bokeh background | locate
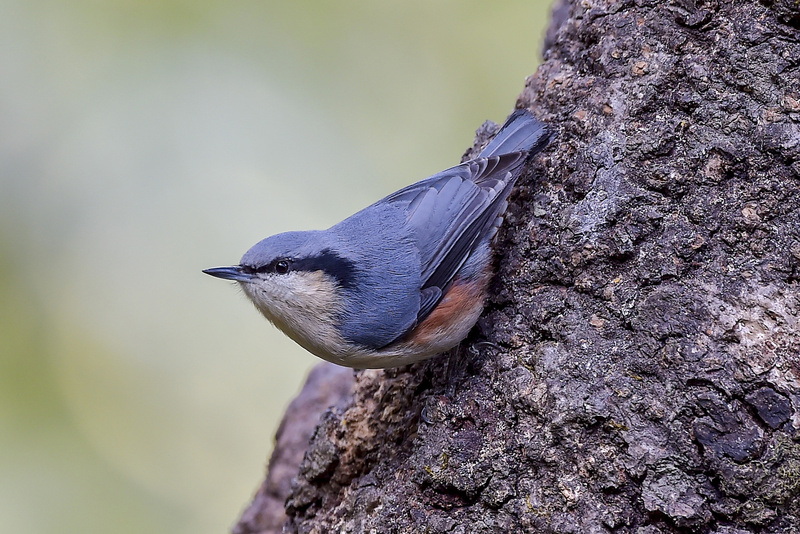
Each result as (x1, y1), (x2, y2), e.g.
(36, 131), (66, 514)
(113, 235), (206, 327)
(0, 1), (552, 532)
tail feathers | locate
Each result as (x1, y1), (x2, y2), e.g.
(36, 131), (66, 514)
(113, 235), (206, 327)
(479, 109), (551, 158)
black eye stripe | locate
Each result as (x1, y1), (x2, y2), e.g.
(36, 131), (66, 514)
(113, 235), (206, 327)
(242, 258), (293, 274)
(241, 250), (355, 287)
(291, 249), (356, 289)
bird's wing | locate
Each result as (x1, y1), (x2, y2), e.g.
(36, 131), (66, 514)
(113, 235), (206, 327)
(384, 152), (526, 322)
(417, 286), (443, 320)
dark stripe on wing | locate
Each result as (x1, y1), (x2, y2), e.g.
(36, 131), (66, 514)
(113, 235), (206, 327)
(418, 286), (443, 321)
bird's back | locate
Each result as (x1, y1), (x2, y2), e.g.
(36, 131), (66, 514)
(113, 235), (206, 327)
(330, 110), (550, 352)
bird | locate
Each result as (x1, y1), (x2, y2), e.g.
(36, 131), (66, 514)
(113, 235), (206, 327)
(204, 109), (550, 369)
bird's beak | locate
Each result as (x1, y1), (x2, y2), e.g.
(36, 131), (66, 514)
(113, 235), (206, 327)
(203, 266), (253, 282)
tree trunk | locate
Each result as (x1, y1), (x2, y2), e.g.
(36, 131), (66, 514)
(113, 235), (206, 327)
(235, 0), (800, 532)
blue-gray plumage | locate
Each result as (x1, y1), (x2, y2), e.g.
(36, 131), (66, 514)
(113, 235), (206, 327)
(204, 109), (551, 368)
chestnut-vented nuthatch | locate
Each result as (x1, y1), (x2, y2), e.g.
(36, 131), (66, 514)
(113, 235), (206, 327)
(204, 109), (550, 368)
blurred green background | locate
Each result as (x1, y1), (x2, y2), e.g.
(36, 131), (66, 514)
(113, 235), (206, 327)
(0, 1), (551, 532)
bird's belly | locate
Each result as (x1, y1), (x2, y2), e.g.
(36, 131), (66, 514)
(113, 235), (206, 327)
(340, 273), (490, 369)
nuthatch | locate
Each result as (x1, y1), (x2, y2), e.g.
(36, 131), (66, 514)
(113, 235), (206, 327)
(204, 109), (550, 368)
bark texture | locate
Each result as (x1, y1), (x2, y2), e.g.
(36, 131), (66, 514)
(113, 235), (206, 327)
(236, 0), (800, 532)
(234, 364), (355, 534)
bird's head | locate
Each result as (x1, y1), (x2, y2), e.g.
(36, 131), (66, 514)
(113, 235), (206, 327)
(203, 231), (357, 355)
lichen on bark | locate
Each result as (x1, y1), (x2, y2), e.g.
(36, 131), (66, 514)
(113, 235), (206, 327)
(236, 0), (800, 532)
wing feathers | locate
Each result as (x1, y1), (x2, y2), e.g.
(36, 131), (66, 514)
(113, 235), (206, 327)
(381, 111), (550, 339)
(405, 155), (518, 296)
(417, 286), (443, 321)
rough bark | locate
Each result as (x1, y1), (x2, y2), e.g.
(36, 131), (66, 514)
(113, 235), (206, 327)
(235, 0), (800, 532)
(233, 364), (355, 533)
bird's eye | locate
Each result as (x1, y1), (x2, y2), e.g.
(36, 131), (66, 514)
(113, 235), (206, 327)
(275, 260), (290, 274)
